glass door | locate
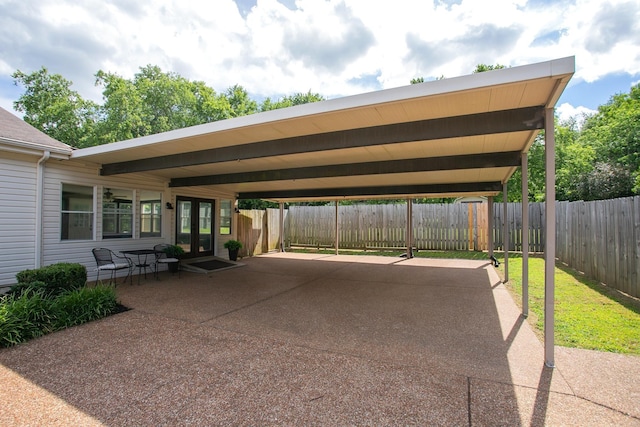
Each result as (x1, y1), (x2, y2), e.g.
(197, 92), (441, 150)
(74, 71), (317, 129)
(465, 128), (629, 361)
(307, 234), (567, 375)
(176, 197), (214, 258)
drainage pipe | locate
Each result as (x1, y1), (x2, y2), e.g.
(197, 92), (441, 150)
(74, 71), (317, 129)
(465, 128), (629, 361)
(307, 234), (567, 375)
(35, 150), (51, 268)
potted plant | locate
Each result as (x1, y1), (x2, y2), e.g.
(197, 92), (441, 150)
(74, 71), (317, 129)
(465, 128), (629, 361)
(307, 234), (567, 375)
(224, 239), (243, 261)
(163, 245), (185, 272)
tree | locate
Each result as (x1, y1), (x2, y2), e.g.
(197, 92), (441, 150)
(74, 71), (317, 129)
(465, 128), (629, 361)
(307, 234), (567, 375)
(93, 70), (148, 145)
(579, 83), (640, 196)
(260, 91), (325, 111)
(224, 84), (258, 117)
(13, 67), (99, 148)
(93, 65), (232, 145)
(237, 199), (279, 210)
(554, 118), (595, 201)
(473, 64), (506, 73)
(574, 162), (634, 201)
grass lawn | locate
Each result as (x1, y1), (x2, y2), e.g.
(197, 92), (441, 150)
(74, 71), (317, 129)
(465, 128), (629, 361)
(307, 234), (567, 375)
(291, 247), (640, 355)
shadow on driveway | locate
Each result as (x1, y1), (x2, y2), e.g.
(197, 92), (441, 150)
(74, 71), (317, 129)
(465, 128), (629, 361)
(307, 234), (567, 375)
(0, 254), (638, 425)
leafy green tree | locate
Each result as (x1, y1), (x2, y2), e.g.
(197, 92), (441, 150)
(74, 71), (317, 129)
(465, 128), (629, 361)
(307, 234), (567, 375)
(574, 162), (634, 201)
(579, 83), (640, 197)
(12, 67), (99, 148)
(93, 65), (232, 145)
(497, 117), (592, 202)
(473, 64), (506, 73)
(224, 84), (258, 117)
(190, 80), (232, 123)
(260, 91), (325, 111)
(93, 70), (148, 145)
(554, 119), (595, 201)
(238, 199), (279, 210)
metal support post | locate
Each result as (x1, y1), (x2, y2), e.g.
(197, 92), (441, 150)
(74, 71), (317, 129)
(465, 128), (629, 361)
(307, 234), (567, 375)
(335, 200), (339, 255)
(406, 198), (413, 258)
(522, 152), (529, 318)
(503, 183), (509, 282)
(279, 202), (285, 252)
(544, 108), (556, 368)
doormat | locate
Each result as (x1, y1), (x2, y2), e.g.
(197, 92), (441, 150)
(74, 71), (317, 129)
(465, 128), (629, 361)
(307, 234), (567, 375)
(187, 259), (237, 272)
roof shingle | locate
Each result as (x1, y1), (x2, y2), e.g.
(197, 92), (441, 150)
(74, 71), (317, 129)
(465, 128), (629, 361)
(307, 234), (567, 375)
(0, 107), (72, 152)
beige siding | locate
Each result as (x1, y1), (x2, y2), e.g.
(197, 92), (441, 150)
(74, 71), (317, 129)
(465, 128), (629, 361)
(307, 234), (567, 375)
(0, 154), (236, 285)
(0, 152), (37, 285)
(42, 160), (236, 281)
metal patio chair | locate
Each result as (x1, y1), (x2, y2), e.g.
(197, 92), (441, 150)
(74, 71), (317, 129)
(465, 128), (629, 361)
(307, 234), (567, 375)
(92, 247), (133, 284)
(153, 244), (180, 279)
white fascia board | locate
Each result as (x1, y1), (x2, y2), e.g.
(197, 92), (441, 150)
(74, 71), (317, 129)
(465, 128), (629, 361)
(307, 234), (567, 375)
(72, 56), (575, 160)
(0, 137), (72, 159)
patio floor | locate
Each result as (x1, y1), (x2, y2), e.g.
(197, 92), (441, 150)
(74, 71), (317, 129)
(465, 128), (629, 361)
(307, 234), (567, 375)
(1, 253), (639, 425)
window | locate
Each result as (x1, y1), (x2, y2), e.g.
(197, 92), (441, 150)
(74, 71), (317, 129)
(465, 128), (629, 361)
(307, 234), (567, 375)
(220, 200), (232, 235)
(140, 191), (162, 237)
(61, 184), (94, 240)
(102, 188), (133, 239)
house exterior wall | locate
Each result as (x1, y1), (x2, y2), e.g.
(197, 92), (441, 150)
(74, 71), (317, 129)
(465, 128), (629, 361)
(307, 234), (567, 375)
(0, 156), (237, 287)
(0, 151), (38, 285)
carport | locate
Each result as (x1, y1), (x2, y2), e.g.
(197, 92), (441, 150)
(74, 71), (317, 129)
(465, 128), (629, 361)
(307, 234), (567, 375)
(72, 56), (575, 366)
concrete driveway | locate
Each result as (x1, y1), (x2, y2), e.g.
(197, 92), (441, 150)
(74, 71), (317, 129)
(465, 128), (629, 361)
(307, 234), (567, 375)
(1, 253), (639, 426)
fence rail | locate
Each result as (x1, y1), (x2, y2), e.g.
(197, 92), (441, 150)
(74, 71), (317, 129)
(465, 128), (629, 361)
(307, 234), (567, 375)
(238, 197), (640, 297)
(276, 197), (640, 297)
(556, 198), (639, 298)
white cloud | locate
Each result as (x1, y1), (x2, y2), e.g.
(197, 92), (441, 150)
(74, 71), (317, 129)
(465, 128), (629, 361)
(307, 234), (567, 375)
(1, 0), (639, 110)
(556, 102), (596, 127)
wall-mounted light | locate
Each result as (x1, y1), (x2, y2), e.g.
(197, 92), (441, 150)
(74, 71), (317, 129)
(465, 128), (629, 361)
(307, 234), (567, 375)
(166, 202), (174, 210)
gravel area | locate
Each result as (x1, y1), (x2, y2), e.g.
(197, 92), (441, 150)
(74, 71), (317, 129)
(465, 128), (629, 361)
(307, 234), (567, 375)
(1, 253), (638, 426)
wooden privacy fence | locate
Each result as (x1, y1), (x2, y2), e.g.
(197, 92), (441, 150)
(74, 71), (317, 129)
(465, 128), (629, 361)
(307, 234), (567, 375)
(237, 208), (283, 256)
(284, 202), (550, 253)
(556, 197), (639, 298)
(264, 198), (639, 298)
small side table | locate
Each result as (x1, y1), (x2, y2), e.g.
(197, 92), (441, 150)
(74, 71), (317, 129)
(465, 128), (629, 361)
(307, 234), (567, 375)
(122, 249), (157, 285)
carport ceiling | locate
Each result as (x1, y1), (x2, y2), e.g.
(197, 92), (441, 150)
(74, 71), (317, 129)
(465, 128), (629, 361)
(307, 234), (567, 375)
(72, 57), (575, 202)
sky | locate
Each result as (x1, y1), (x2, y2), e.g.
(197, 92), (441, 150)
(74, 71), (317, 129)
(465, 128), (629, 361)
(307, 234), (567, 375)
(1, 0), (640, 125)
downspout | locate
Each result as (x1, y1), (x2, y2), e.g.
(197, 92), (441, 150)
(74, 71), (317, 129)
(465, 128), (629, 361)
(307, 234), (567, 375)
(36, 150), (51, 268)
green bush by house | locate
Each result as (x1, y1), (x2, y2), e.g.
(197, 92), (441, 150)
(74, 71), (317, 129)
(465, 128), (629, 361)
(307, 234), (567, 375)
(0, 263), (120, 348)
(12, 263), (87, 298)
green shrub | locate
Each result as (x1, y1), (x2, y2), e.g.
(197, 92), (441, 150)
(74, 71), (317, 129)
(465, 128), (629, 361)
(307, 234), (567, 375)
(0, 283), (119, 348)
(7, 280), (48, 299)
(50, 285), (118, 329)
(15, 263), (87, 298)
(0, 286), (53, 347)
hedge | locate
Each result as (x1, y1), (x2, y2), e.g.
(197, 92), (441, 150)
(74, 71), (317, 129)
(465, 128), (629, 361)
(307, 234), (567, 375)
(11, 263), (87, 298)
(0, 263), (121, 348)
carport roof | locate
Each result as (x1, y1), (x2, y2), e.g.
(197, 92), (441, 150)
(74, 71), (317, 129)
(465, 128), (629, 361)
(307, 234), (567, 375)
(72, 56), (575, 202)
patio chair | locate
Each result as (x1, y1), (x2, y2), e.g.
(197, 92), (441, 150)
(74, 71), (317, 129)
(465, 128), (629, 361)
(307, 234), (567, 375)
(92, 248), (133, 285)
(153, 244), (180, 279)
